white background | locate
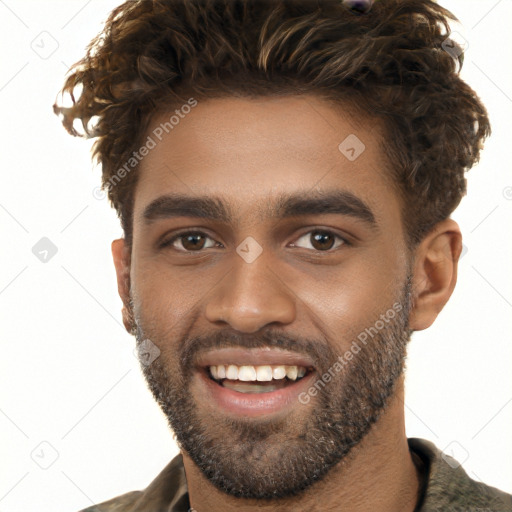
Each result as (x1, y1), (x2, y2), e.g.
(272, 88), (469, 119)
(0, 1), (511, 510)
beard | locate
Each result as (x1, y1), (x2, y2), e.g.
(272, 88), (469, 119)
(132, 275), (413, 500)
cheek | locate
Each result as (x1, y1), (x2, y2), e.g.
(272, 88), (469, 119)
(130, 258), (220, 326)
(291, 252), (405, 348)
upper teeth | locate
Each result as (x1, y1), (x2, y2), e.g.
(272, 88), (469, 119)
(209, 364), (307, 382)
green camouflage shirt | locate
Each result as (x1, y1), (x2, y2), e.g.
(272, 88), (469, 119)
(79, 438), (512, 511)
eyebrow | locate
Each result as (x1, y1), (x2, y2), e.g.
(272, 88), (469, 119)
(142, 190), (377, 228)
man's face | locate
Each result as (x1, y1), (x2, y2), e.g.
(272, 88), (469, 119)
(126, 95), (412, 498)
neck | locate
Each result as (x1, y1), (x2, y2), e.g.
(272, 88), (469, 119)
(182, 377), (421, 512)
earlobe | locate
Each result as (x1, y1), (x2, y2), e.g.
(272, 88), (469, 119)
(409, 219), (462, 331)
(111, 238), (135, 334)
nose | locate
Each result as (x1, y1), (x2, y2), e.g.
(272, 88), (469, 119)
(204, 252), (296, 333)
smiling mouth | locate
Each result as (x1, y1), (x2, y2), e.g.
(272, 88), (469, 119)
(206, 364), (314, 394)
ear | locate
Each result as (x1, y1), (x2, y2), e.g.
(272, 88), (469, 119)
(112, 238), (135, 334)
(409, 219), (462, 331)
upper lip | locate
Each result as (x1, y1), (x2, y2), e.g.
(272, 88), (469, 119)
(195, 347), (315, 369)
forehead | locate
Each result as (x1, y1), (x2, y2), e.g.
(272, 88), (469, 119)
(133, 95), (399, 226)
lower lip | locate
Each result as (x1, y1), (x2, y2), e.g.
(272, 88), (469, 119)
(197, 369), (316, 417)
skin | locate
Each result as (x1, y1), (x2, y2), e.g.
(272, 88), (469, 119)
(112, 95), (462, 512)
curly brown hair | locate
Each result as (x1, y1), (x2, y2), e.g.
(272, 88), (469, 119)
(54, 0), (490, 247)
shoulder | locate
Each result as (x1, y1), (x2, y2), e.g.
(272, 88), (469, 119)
(409, 437), (512, 511)
(75, 453), (189, 512)
(77, 491), (142, 512)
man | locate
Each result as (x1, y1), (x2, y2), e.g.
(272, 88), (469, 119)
(54, 0), (511, 510)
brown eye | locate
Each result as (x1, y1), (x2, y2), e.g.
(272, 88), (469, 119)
(311, 231), (336, 250)
(163, 231), (218, 252)
(291, 229), (346, 252)
(181, 233), (207, 250)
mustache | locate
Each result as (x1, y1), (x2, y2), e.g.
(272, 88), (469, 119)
(177, 328), (336, 374)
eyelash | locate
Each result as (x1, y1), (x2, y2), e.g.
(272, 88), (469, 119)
(160, 228), (351, 253)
